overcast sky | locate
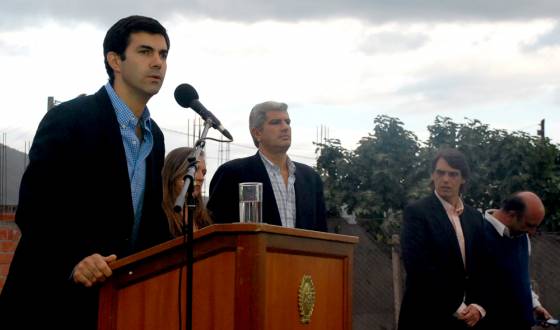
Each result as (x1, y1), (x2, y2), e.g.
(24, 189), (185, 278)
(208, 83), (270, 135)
(2, 1), (560, 194)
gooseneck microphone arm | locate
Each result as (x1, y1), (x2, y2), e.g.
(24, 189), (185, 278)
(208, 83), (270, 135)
(173, 118), (212, 330)
(172, 83), (233, 330)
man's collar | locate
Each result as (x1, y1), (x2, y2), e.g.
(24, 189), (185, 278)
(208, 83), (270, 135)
(434, 190), (464, 215)
(484, 209), (511, 237)
(258, 151), (295, 173)
(104, 82), (150, 126)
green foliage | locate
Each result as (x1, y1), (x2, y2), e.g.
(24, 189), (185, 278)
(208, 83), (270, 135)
(351, 115), (421, 217)
(315, 138), (353, 216)
(316, 115), (421, 220)
(316, 115), (560, 241)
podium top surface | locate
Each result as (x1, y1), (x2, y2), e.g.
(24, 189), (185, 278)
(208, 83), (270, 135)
(110, 223), (358, 270)
(199, 223), (359, 242)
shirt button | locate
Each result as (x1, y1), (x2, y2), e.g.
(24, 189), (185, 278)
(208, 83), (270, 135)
(121, 124), (126, 128)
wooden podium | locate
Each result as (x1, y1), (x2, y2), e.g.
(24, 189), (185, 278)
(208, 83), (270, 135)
(98, 223), (358, 330)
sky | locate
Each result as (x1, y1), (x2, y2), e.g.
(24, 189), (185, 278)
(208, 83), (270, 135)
(2, 1), (560, 195)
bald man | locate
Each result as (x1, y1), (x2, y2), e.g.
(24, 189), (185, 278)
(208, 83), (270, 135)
(482, 191), (554, 330)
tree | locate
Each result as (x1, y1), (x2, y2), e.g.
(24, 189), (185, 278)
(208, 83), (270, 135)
(315, 138), (352, 217)
(427, 116), (560, 232)
(317, 114), (560, 242)
(349, 115), (420, 217)
(316, 115), (421, 242)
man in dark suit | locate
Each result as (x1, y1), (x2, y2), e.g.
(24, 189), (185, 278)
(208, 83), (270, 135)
(482, 191), (554, 330)
(207, 101), (327, 232)
(399, 148), (486, 330)
(0, 16), (171, 330)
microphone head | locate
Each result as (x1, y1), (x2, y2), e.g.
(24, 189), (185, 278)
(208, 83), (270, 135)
(174, 83), (199, 108)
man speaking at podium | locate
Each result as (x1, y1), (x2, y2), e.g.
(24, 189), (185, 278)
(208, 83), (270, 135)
(207, 101), (327, 232)
(0, 15), (171, 330)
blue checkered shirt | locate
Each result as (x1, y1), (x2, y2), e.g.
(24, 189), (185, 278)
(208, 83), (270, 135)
(105, 83), (154, 246)
(259, 151), (296, 228)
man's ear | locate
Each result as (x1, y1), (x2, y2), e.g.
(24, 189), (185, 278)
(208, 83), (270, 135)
(506, 210), (520, 222)
(251, 127), (262, 144)
(106, 52), (121, 74)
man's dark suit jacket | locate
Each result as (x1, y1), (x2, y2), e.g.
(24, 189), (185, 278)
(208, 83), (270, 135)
(206, 152), (327, 232)
(480, 220), (535, 330)
(398, 193), (486, 330)
(0, 87), (170, 330)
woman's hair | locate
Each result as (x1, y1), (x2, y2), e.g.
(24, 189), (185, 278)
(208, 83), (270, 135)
(162, 147), (212, 237)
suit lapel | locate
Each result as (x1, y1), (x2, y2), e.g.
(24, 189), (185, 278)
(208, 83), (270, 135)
(459, 210), (476, 270)
(250, 153), (282, 226)
(429, 194), (465, 270)
(293, 164), (306, 228)
(94, 88), (135, 226)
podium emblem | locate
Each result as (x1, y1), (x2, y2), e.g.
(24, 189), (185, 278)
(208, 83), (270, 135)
(298, 275), (316, 324)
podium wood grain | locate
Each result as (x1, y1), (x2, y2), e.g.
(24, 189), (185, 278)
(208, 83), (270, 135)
(98, 223), (358, 330)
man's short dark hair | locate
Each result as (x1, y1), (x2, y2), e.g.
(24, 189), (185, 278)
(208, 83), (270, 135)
(430, 148), (470, 193)
(501, 194), (526, 217)
(103, 15), (170, 84)
(431, 148), (471, 181)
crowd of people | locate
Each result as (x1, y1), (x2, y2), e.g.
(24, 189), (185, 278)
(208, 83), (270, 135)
(0, 14), (555, 330)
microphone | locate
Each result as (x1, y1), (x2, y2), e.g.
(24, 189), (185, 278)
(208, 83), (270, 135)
(174, 84), (233, 140)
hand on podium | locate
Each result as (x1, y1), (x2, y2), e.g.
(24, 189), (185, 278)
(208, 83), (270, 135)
(72, 253), (117, 287)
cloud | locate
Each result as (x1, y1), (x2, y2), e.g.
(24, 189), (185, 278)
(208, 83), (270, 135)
(0, 39), (30, 56)
(358, 31), (428, 54)
(2, 0), (560, 30)
(394, 71), (556, 113)
(523, 22), (560, 51)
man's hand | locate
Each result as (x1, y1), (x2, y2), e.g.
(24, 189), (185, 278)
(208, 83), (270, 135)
(72, 253), (117, 287)
(535, 306), (553, 327)
(458, 304), (482, 327)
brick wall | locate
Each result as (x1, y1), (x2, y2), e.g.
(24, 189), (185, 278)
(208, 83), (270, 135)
(0, 213), (20, 293)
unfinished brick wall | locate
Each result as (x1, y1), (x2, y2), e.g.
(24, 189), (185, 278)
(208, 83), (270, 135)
(0, 213), (20, 292)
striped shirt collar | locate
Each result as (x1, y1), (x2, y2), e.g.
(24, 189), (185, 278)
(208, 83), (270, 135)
(259, 151), (296, 175)
(259, 151), (296, 228)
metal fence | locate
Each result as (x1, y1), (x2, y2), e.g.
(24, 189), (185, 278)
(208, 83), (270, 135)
(330, 219), (396, 330)
(531, 232), (560, 329)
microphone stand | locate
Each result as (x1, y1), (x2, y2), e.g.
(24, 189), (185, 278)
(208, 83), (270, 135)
(173, 119), (212, 330)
